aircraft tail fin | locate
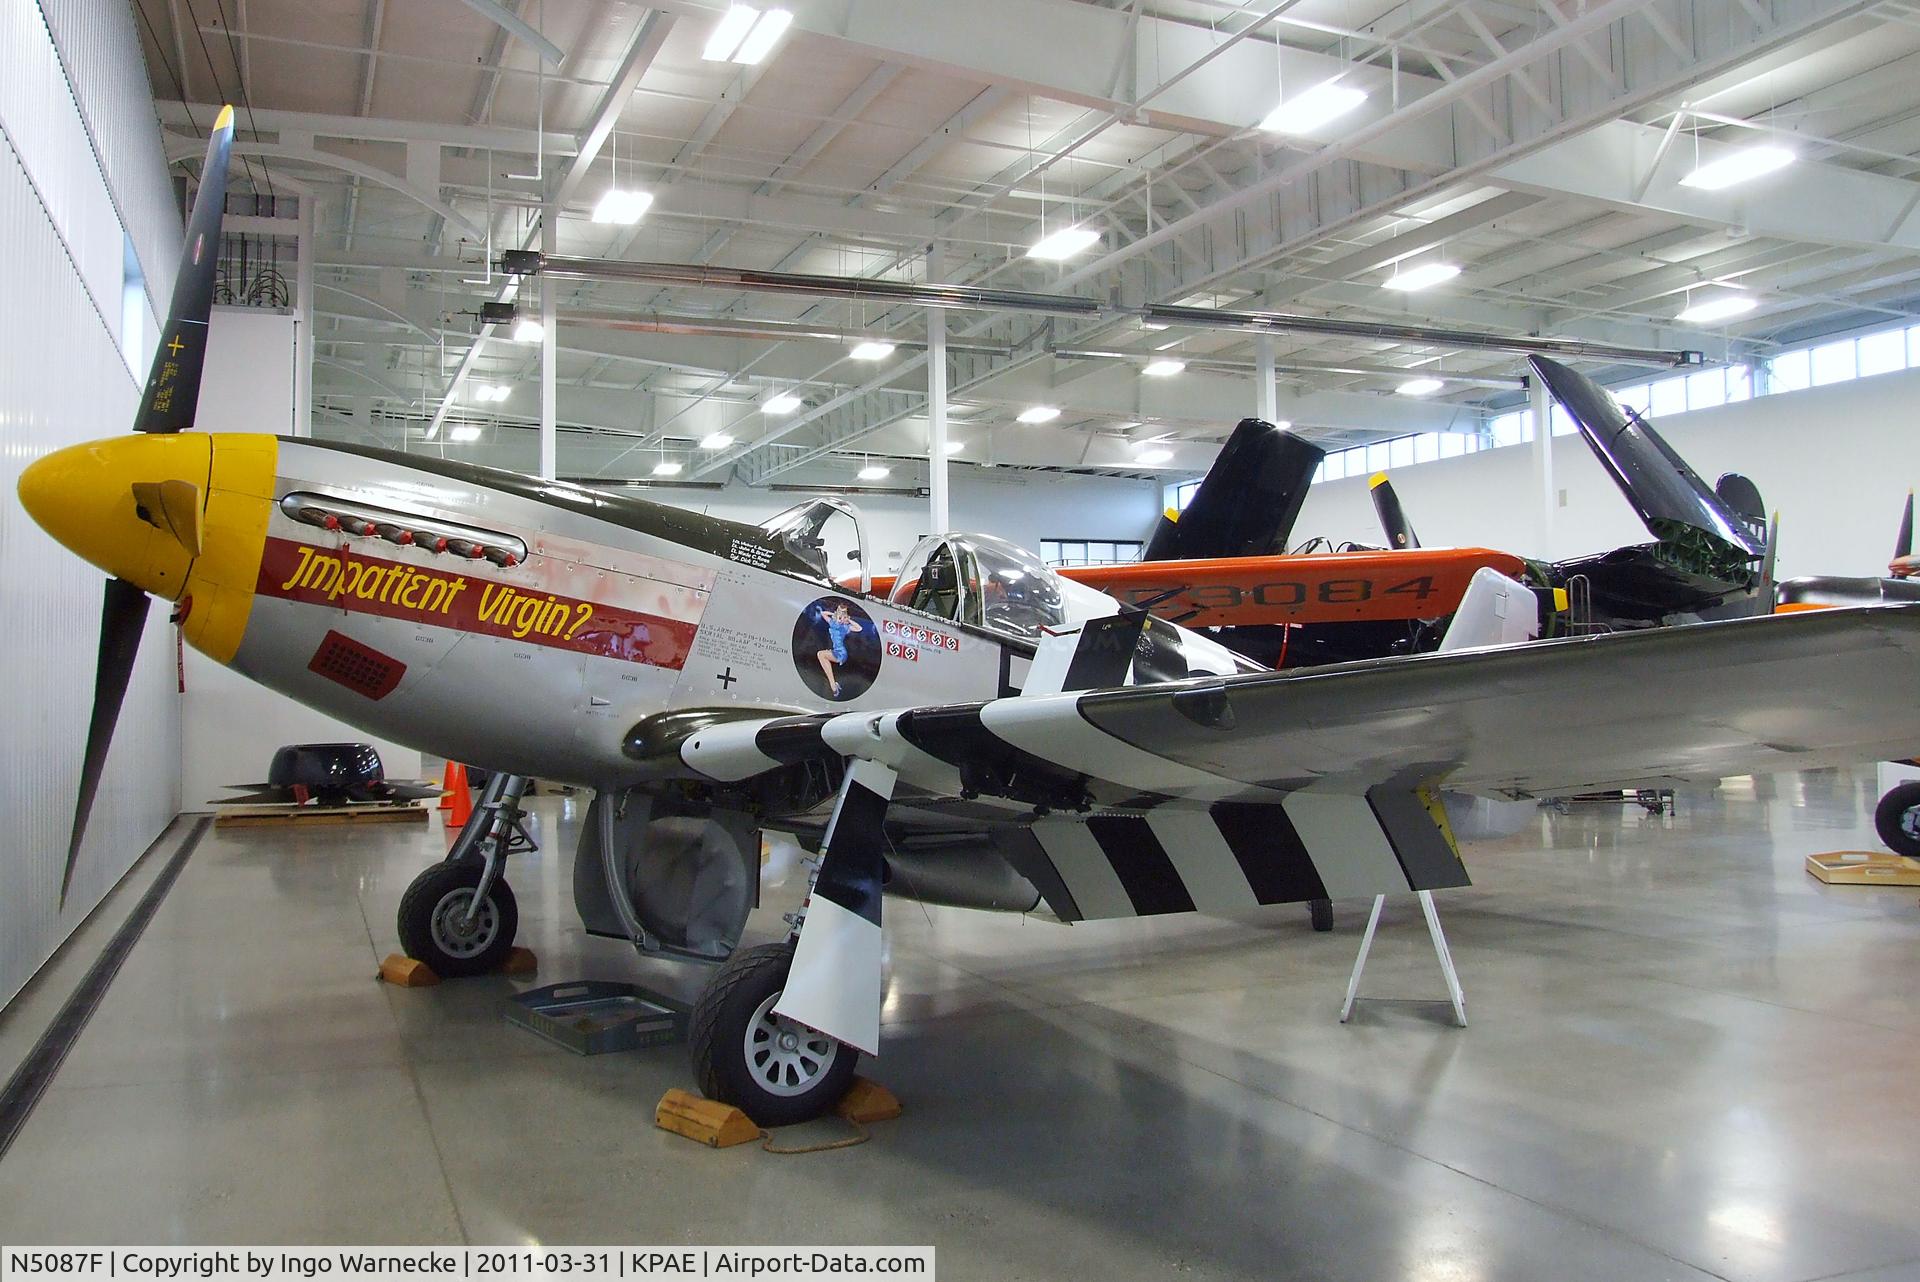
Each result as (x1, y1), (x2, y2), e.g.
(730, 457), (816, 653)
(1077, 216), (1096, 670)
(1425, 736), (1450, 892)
(1143, 419), (1323, 561)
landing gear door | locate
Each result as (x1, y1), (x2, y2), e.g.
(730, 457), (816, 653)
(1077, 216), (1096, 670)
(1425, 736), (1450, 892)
(758, 498), (871, 595)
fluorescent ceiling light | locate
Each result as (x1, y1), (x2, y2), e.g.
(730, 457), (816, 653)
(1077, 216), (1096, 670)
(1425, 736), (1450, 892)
(1260, 81), (1367, 134)
(1027, 225), (1101, 261)
(703, 5), (792, 64)
(942, 440), (965, 455)
(473, 384), (510, 402)
(733, 7), (793, 63)
(761, 392), (802, 414)
(1143, 359), (1186, 377)
(1676, 294), (1758, 324)
(449, 425), (482, 442)
(1382, 262), (1461, 292)
(1680, 145), (1794, 191)
(652, 460), (684, 477)
(510, 317), (544, 343)
(699, 432), (734, 450)
(1396, 377), (1444, 397)
(849, 340), (895, 361)
(592, 189), (653, 225)
(1134, 447), (1173, 465)
(857, 463), (891, 480)
(702, 6), (757, 59)
(1017, 405), (1060, 424)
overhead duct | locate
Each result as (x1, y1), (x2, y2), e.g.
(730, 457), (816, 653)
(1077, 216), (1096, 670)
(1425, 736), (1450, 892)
(506, 252), (1701, 369)
(561, 308), (1012, 356)
(1049, 347), (1528, 390)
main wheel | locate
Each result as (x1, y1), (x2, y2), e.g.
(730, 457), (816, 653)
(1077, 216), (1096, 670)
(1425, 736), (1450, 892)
(1309, 898), (1334, 932)
(397, 861), (518, 977)
(1875, 781), (1920, 858)
(689, 942), (857, 1127)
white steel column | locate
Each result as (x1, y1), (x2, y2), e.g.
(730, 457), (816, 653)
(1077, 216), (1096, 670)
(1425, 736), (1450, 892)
(539, 205), (558, 481)
(1529, 372), (1554, 556)
(926, 242), (949, 533)
(1255, 334), (1278, 423)
(294, 198), (315, 437)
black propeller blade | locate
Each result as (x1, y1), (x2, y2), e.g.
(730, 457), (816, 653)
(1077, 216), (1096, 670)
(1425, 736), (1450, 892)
(1897, 491), (1914, 562)
(135, 104), (234, 435)
(1369, 473), (1420, 550)
(61, 107), (232, 902)
(63, 579), (152, 907)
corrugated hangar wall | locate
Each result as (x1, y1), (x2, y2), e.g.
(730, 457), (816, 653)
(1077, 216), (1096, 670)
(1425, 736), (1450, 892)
(0, 0), (185, 1006)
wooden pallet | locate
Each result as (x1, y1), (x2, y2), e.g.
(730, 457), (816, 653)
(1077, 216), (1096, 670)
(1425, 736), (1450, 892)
(216, 801), (431, 828)
(1805, 850), (1920, 886)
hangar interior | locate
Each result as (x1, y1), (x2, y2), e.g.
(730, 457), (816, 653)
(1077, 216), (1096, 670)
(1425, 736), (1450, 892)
(3, 0), (1920, 1275)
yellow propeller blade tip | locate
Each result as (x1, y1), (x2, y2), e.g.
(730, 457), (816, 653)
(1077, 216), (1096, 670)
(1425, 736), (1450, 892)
(214, 104), (235, 131)
(1368, 471), (1389, 489)
(1163, 507), (1179, 522)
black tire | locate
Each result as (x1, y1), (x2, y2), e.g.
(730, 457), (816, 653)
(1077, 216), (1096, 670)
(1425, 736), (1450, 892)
(397, 861), (518, 978)
(689, 941), (858, 1127)
(1309, 898), (1334, 932)
(1875, 781), (1920, 858)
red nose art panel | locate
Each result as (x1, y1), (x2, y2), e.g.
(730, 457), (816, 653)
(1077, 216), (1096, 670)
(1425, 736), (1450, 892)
(255, 536), (700, 669)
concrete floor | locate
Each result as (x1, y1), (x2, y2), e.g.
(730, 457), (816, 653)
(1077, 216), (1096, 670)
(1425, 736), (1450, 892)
(2, 770), (1918, 1280)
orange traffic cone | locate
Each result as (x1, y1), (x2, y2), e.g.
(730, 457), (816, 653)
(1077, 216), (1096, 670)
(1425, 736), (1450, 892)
(439, 762), (473, 828)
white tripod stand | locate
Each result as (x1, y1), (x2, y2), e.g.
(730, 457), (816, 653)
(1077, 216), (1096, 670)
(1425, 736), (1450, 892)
(1339, 891), (1467, 1027)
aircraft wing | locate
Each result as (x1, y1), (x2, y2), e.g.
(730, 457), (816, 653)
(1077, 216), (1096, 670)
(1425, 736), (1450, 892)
(708, 606), (1920, 1048)
(1062, 547), (1529, 628)
(670, 605), (1920, 807)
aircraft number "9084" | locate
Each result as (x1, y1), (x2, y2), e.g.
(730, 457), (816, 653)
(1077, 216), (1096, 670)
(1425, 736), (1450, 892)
(1127, 574), (1438, 610)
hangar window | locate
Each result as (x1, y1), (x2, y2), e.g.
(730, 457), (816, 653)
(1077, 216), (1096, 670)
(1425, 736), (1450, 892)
(1769, 349), (1811, 392)
(1858, 329), (1905, 378)
(1650, 376), (1688, 417)
(1041, 539), (1142, 567)
(1687, 369), (1725, 410)
(1811, 339), (1857, 386)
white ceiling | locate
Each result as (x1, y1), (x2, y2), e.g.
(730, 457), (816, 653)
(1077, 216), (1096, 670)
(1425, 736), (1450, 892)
(135, 0), (1920, 487)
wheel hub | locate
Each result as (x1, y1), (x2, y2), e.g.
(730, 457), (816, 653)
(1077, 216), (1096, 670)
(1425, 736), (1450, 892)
(429, 888), (498, 959)
(745, 990), (840, 1097)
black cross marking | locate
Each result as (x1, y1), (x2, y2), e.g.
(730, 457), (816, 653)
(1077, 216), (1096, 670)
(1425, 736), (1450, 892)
(716, 667), (737, 689)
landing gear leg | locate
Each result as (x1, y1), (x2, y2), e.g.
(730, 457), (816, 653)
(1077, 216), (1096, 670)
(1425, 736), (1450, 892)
(688, 758), (895, 1124)
(397, 773), (533, 976)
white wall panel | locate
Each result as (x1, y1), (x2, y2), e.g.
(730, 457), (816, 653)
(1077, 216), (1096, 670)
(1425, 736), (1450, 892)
(0, 133), (184, 1006)
(0, 10), (183, 1010)
(35, 0), (182, 311)
(0, 0), (124, 334)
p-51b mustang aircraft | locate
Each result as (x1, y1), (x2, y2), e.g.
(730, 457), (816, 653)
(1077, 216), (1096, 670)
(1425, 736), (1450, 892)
(21, 111), (1920, 1124)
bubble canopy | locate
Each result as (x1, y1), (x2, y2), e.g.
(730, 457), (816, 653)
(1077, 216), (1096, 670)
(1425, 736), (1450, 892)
(887, 533), (1067, 640)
